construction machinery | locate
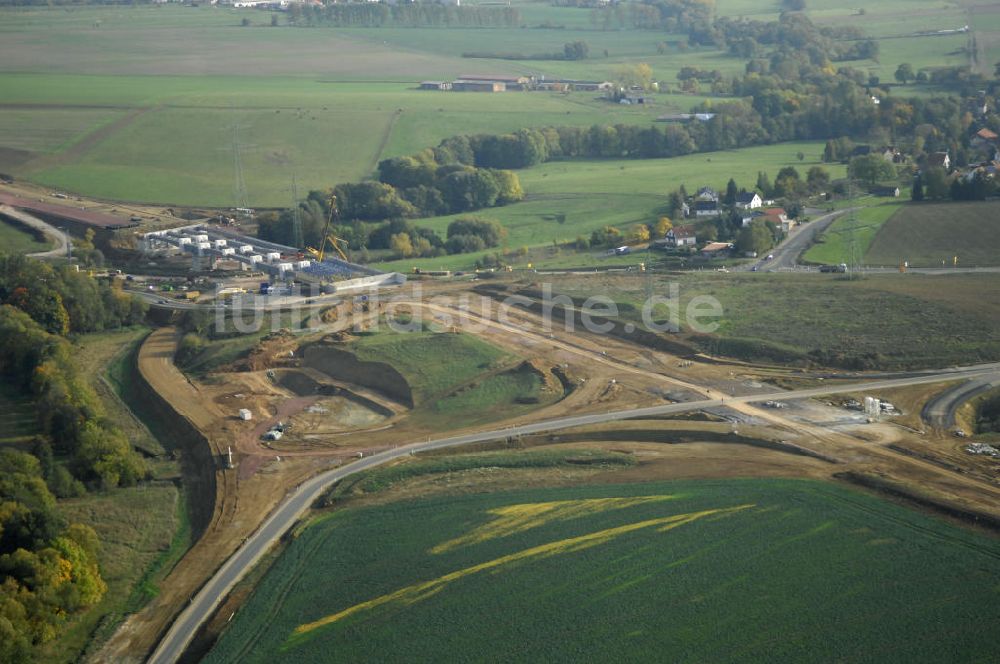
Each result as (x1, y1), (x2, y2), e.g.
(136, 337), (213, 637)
(304, 194), (350, 263)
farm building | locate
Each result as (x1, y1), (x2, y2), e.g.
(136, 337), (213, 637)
(457, 74), (530, 89)
(452, 80), (505, 92)
(419, 81), (452, 91)
(701, 242), (733, 258)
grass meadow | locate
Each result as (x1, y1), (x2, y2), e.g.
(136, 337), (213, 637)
(204, 477), (1000, 664)
(802, 199), (904, 266)
(376, 141), (843, 272)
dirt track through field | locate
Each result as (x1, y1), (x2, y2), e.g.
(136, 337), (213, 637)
(23, 106), (154, 173)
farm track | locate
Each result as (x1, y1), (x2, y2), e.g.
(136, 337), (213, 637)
(23, 105), (155, 173)
(368, 108), (403, 175)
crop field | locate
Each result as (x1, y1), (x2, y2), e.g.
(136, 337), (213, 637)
(205, 477), (1000, 664)
(552, 271), (1000, 369)
(865, 201), (1000, 268)
(376, 141), (843, 272)
(802, 199), (904, 266)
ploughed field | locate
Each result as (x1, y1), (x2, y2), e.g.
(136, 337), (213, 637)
(204, 477), (1000, 663)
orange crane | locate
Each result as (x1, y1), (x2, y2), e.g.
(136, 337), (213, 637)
(305, 194), (350, 262)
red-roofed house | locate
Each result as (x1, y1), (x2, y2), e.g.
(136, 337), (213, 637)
(760, 207), (795, 233)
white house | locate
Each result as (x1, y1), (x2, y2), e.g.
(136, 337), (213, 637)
(666, 226), (698, 248)
(734, 192), (762, 210)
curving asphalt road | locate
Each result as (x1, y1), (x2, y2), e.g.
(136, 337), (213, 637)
(922, 377), (1000, 430)
(147, 361), (1000, 664)
(0, 204), (69, 258)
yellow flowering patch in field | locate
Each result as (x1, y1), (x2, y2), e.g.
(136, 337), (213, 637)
(430, 495), (680, 554)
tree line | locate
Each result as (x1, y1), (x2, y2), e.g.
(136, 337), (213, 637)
(258, 151), (523, 259)
(0, 255), (152, 661)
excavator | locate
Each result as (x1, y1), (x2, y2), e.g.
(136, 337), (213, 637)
(304, 194), (350, 262)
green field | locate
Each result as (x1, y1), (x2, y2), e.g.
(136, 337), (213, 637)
(1, 0), (983, 206)
(375, 141), (843, 272)
(865, 201), (1000, 268)
(205, 477), (1000, 663)
(802, 199), (903, 266)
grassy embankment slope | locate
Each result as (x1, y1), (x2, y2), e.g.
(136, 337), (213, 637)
(204, 476), (1000, 663)
(0, 217), (53, 254)
(350, 329), (557, 427)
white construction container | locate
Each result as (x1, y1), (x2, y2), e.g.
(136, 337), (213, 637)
(213, 239), (227, 248)
(196, 242), (211, 253)
(238, 409), (252, 421)
(278, 262), (294, 274)
(221, 247), (236, 256)
(193, 234), (209, 242)
(266, 252), (281, 262)
(177, 237), (192, 246)
(239, 245), (254, 254)
(248, 254), (263, 264)
(296, 260), (312, 269)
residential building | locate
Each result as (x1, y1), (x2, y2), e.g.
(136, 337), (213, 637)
(734, 191), (762, 210)
(926, 152), (951, 170)
(665, 226), (697, 248)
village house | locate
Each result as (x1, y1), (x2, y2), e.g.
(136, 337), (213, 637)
(760, 207), (795, 233)
(693, 186), (720, 217)
(734, 191), (762, 210)
(926, 151), (951, 170)
(972, 128), (999, 151)
(665, 226), (698, 248)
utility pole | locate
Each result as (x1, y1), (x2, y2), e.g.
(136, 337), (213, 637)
(290, 173), (303, 249)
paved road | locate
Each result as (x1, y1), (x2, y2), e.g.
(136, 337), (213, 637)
(147, 361), (1000, 663)
(0, 204), (68, 258)
(733, 208), (849, 272)
(922, 376), (1000, 430)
